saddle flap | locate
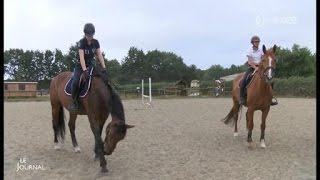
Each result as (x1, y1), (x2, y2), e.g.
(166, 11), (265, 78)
(239, 71), (256, 88)
(246, 71), (256, 88)
(64, 67), (94, 98)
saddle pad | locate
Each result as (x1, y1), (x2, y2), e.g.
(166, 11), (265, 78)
(238, 71), (257, 88)
(64, 68), (94, 98)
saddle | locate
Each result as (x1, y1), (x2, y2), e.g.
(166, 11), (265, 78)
(64, 67), (94, 98)
(239, 70), (257, 98)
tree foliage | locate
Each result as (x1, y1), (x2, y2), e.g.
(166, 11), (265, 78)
(275, 44), (316, 78)
(4, 43), (315, 89)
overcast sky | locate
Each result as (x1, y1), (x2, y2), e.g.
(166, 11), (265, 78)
(4, 0), (316, 70)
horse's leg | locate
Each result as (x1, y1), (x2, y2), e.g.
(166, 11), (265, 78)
(90, 123), (108, 173)
(260, 107), (270, 148)
(233, 103), (240, 137)
(52, 106), (61, 150)
(68, 113), (81, 153)
(93, 121), (105, 161)
(246, 108), (254, 147)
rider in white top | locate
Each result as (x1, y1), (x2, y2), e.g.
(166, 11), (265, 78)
(239, 36), (278, 106)
(246, 46), (264, 63)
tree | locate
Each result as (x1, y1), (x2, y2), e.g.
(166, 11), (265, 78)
(275, 44), (315, 78)
(64, 43), (79, 72)
(15, 50), (34, 81)
(3, 43), (315, 88)
(106, 59), (122, 83)
(203, 64), (226, 80)
(121, 47), (146, 83)
(37, 50), (58, 80)
(33, 50), (45, 81)
(151, 51), (188, 82)
(54, 49), (68, 73)
(4, 49), (24, 80)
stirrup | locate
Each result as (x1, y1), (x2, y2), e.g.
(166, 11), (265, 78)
(68, 101), (78, 111)
(239, 97), (245, 105)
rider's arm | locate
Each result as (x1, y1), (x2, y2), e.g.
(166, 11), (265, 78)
(247, 55), (259, 70)
(79, 49), (87, 71)
(95, 48), (106, 69)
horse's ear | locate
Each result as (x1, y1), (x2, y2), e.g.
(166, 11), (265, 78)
(273, 44), (277, 53)
(262, 44), (267, 54)
(126, 124), (135, 129)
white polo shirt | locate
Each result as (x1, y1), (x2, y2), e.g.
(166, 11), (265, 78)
(246, 47), (264, 62)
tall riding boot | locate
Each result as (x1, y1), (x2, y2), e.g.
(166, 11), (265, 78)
(239, 81), (245, 105)
(69, 87), (79, 111)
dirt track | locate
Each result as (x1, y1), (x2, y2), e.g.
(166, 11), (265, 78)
(4, 98), (316, 180)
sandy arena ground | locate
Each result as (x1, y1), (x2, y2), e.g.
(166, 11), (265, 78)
(4, 98), (316, 180)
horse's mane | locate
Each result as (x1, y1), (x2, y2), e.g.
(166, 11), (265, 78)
(94, 65), (125, 122)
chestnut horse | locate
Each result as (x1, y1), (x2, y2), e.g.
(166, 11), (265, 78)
(49, 65), (134, 173)
(222, 44), (277, 148)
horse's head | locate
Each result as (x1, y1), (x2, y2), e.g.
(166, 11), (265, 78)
(104, 120), (134, 155)
(259, 44), (277, 83)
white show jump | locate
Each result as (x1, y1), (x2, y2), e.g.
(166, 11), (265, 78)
(142, 78), (152, 106)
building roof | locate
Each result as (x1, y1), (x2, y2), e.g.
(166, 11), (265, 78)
(175, 79), (187, 85)
(220, 73), (243, 82)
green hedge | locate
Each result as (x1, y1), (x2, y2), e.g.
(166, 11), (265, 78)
(218, 76), (316, 97)
(272, 76), (316, 97)
(40, 76), (315, 98)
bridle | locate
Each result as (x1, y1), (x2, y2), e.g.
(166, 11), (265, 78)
(258, 55), (276, 81)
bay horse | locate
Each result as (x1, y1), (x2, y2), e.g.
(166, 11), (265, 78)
(222, 44), (277, 148)
(49, 65), (134, 173)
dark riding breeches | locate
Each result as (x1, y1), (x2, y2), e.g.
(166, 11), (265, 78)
(240, 67), (255, 98)
(71, 63), (93, 100)
(71, 64), (82, 99)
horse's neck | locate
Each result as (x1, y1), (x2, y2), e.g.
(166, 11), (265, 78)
(90, 77), (109, 103)
(111, 116), (124, 123)
(255, 69), (270, 91)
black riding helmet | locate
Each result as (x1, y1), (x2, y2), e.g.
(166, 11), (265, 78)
(84, 23), (95, 36)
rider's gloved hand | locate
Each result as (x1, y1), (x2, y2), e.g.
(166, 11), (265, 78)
(83, 69), (90, 81)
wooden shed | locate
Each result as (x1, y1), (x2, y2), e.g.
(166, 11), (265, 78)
(163, 79), (188, 96)
(174, 79), (188, 96)
(4, 82), (38, 97)
(175, 79), (188, 89)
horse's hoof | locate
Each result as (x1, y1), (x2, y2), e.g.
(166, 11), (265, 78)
(260, 140), (266, 148)
(233, 132), (238, 137)
(101, 167), (108, 173)
(246, 142), (254, 149)
(74, 146), (81, 153)
(54, 143), (61, 150)
(57, 138), (64, 144)
(94, 168), (108, 179)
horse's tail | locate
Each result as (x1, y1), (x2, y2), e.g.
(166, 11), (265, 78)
(107, 83), (125, 121)
(57, 106), (66, 140)
(221, 104), (240, 126)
